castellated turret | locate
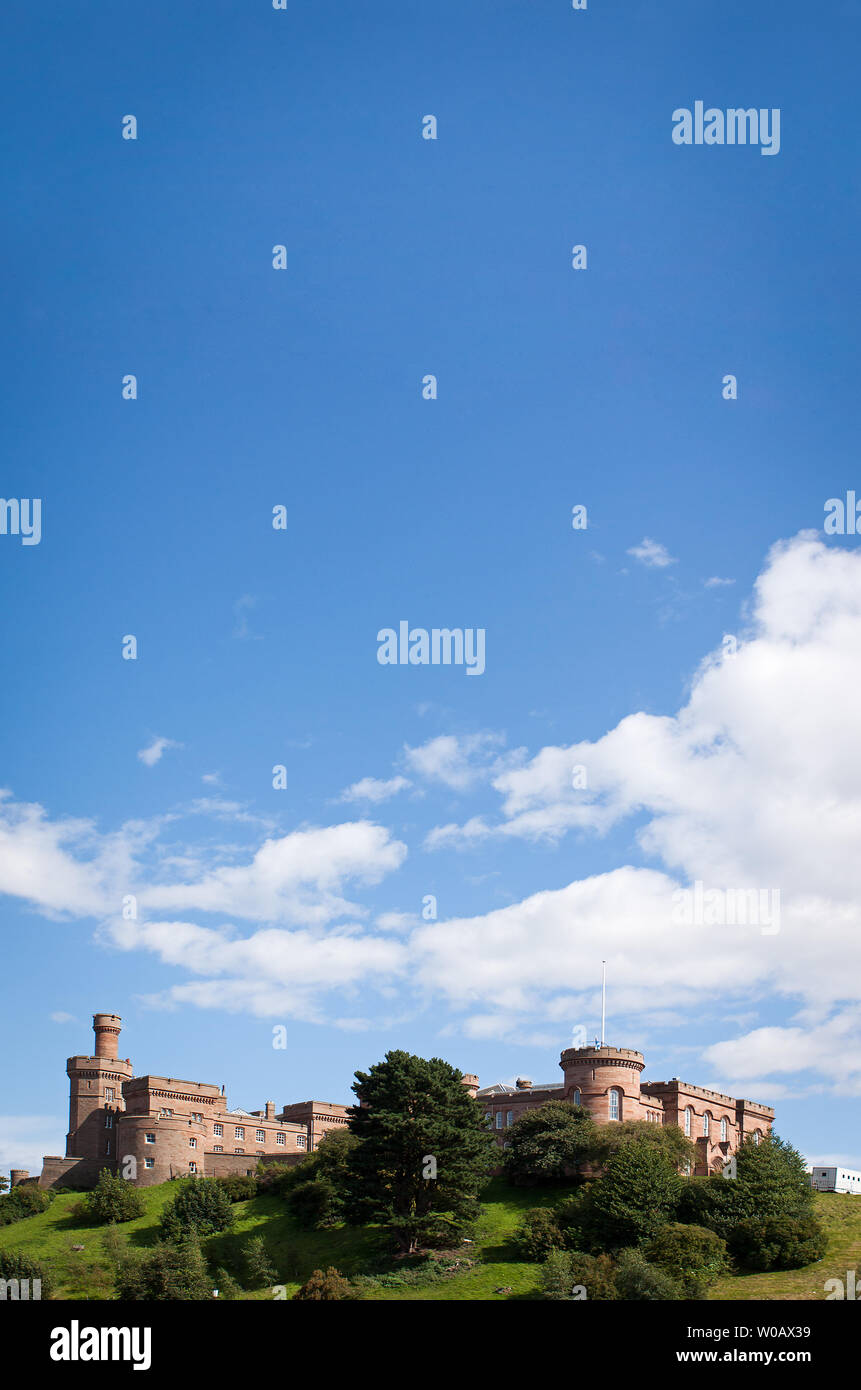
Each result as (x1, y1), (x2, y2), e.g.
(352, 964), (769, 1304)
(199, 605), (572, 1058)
(63, 1014), (133, 1177)
(559, 1044), (646, 1123)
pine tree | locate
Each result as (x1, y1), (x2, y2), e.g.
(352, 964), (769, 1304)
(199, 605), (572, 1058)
(245, 1236), (278, 1289)
(344, 1050), (496, 1252)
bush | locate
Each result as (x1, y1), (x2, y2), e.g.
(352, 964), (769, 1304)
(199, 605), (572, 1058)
(293, 1267), (353, 1300)
(613, 1248), (684, 1301)
(214, 1267), (244, 1300)
(115, 1237), (213, 1301)
(541, 1249), (617, 1300)
(285, 1177), (340, 1230)
(728, 1214), (828, 1272)
(503, 1101), (597, 1187)
(161, 1178), (234, 1242)
(0, 1250), (54, 1299)
(646, 1222), (727, 1297)
(80, 1170), (145, 1225)
(579, 1141), (682, 1250)
(216, 1174), (258, 1203)
(0, 1185), (51, 1226)
(514, 1207), (565, 1261)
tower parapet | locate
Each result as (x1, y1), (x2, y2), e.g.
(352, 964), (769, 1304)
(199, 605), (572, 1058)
(559, 1045), (645, 1123)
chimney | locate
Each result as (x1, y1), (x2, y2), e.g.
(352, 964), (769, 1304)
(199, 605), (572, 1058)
(265, 1101), (276, 1119)
(93, 1013), (122, 1060)
(515, 1077), (532, 1090)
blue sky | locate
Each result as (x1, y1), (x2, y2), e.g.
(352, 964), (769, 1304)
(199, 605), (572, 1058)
(3, 0), (861, 1176)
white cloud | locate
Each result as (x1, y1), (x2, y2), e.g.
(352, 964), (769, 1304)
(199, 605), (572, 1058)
(50, 1012), (76, 1024)
(627, 537), (677, 568)
(403, 733), (508, 792)
(339, 776), (411, 804)
(137, 736), (181, 767)
(705, 576), (735, 588)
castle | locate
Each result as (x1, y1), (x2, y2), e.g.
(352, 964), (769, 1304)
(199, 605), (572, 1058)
(476, 1044), (774, 1176)
(9, 1015), (774, 1190)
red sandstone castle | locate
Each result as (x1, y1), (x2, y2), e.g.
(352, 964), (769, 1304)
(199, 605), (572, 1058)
(475, 1044), (774, 1176)
(16, 1014), (352, 1191)
(9, 1016), (773, 1190)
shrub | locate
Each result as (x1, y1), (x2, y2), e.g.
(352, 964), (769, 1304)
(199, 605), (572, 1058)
(293, 1267), (353, 1300)
(115, 1237), (213, 1301)
(579, 1141), (682, 1250)
(503, 1101), (597, 1186)
(80, 1170), (145, 1225)
(0, 1185), (51, 1227)
(285, 1177), (340, 1229)
(0, 1250), (54, 1299)
(214, 1267), (244, 1300)
(161, 1177), (234, 1242)
(514, 1207), (565, 1261)
(216, 1173), (258, 1203)
(613, 1248), (684, 1301)
(728, 1214), (828, 1272)
(646, 1222), (727, 1297)
(541, 1249), (617, 1300)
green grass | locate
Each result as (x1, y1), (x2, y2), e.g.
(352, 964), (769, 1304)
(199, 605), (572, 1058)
(1, 1181), (858, 1301)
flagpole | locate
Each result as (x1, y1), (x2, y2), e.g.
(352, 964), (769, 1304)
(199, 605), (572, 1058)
(601, 960), (606, 1046)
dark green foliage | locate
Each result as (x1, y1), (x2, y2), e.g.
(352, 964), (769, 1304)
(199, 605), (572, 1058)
(0, 1249), (54, 1298)
(214, 1266), (243, 1300)
(215, 1173), (258, 1203)
(502, 1101), (597, 1187)
(514, 1207), (565, 1260)
(244, 1235), (278, 1289)
(80, 1169), (145, 1225)
(286, 1177), (340, 1229)
(579, 1140), (682, 1250)
(256, 1159), (305, 1196)
(292, 1266), (353, 1300)
(593, 1120), (696, 1172)
(728, 1214), (828, 1272)
(344, 1050), (495, 1252)
(161, 1177), (234, 1242)
(541, 1249), (617, 1300)
(115, 1237), (213, 1301)
(0, 1184), (51, 1227)
(613, 1248), (684, 1301)
(645, 1222), (727, 1297)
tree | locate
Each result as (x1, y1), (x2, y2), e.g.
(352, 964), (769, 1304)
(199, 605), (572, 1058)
(676, 1133), (821, 1244)
(592, 1120), (696, 1173)
(161, 1177), (234, 1242)
(214, 1267), (243, 1300)
(215, 1173), (257, 1203)
(728, 1214), (827, 1272)
(645, 1222), (727, 1297)
(613, 1248), (684, 1301)
(81, 1169), (144, 1225)
(286, 1177), (340, 1229)
(579, 1139), (682, 1250)
(115, 1237), (213, 1301)
(502, 1101), (597, 1187)
(540, 1249), (617, 1301)
(293, 1267), (353, 1300)
(344, 1050), (495, 1252)
(0, 1250), (54, 1299)
(245, 1236), (278, 1289)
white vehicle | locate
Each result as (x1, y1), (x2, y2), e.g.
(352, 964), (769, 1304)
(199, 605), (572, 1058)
(810, 1166), (861, 1194)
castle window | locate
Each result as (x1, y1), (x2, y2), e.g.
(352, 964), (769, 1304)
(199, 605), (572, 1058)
(495, 1112), (503, 1129)
(145, 1133), (156, 1144)
(213, 1146), (223, 1152)
(684, 1108), (692, 1137)
(144, 1157), (155, 1169)
(233, 1148), (244, 1154)
(276, 1133), (285, 1146)
(297, 1136), (307, 1149)
(192, 1113), (203, 1122)
(753, 1130), (761, 1146)
(234, 1127), (245, 1140)
(105, 1140), (111, 1155)
(105, 1088), (115, 1102)
(105, 1113), (113, 1128)
(702, 1113), (710, 1138)
(256, 1129), (265, 1143)
(189, 1138), (197, 1149)
(506, 1112), (513, 1127)
(189, 1162), (197, 1174)
(214, 1123), (223, 1137)
(573, 1088), (581, 1106)
(608, 1088), (621, 1121)
(720, 1118), (727, 1142)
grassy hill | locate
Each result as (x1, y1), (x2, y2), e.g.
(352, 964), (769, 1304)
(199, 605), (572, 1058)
(1, 1180), (858, 1301)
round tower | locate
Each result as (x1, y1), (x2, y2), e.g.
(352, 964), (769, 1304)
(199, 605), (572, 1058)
(10, 1169), (30, 1188)
(93, 1013), (123, 1060)
(559, 1045), (645, 1123)
(460, 1074), (480, 1099)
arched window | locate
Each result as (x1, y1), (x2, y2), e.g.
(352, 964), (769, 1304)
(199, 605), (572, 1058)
(608, 1088), (621, 1121)
(720, 1117), (727, 1142)
(753, 1129), (761, 1146)
(572, 1088), (581, 1106)
(702, 1112), (710, 1138)
(506, 1111), (513, 1127)
(684, 1107), (692, 1137)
